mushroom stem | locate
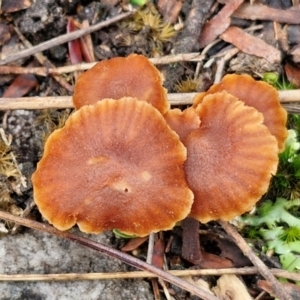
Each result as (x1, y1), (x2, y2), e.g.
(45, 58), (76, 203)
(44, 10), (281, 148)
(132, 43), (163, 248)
(0, 210), (218, 300)
(181, 217), (202, 264)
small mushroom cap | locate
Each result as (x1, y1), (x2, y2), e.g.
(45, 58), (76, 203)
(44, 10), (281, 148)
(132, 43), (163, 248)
(73, 54), (169, 114)
(164, 107), (201, 142)
(185, 91), (279, 223)
(193, 74), (288, 152)
(32, 97), (193, 236)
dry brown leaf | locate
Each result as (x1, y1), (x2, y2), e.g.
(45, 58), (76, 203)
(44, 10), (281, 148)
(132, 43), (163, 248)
(121, 236), (149, 252)
(1, 0), (32, 13)
(213, 274), (253, 300)
(199, 0), (244, 48)
(157, 0), (182, 24)
(221, 26), (282, 63)
(258, 280), (300, 300)
(233, 3), (300, 24)
(285, 62), (300, 88)
(2, 61), (38, 98)
(290, 44), (300, 63)
(185, 276), (214, 296)
(152, 238), (165, 269)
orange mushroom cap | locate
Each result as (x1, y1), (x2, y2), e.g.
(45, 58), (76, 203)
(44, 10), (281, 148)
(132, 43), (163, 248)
(164, 107), (201, 143)
(185, 91), (279, 223)
(73, 54), (169, 114)
(193, 74), (288, 152)
(32, 97), (193, 236)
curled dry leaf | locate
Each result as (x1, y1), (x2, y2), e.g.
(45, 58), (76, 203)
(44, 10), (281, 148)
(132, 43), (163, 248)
(258, 280), (300, 300)
(186, 91), (279, 223)
(284, 62), (300, 88)
(212, 274), (252, 300)
(73, 54), (169, 114)
(220, 26), (282, 64)
(193, 74), (288, 152)
(199, 0), (244, 48)
(32, 97), (193, 237)
(234, 3), (300, 25)
(157, 0), (183, 24)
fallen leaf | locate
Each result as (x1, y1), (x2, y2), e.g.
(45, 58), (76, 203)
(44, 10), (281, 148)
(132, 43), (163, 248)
(221, 26), (282, 64)
(289, 44), (300, 63)
(120, 236), (148, 252)
(2, 61), (38, 98)
(285, 62), (300, 88)
(233, 3), (300, 24)
(80, 20), (95, 63)
(67, 17), (83, 65)
(157, 0), (182, 24)
(152, 238), (165, 269)
(199, 0), (244, 48)
(1, 0), (32, 13)
(201, 233), (252, 268)
(213, 274), (253, 300)
(258, 280), (300, 300)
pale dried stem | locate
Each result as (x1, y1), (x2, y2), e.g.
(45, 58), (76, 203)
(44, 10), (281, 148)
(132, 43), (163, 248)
(1, 267), (299, 282)
(0, 210), (218, 300)
(220, 221), (293, 300)
(0, 91), (300, 112)
(0, 53), (205, 77)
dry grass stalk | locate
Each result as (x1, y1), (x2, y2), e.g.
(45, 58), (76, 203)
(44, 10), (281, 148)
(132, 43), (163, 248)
(0, 91), (300, 111)
(0, 267), (299, 282)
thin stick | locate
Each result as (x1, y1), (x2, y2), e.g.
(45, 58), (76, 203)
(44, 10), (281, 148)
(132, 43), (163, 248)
(0, 90), (300, 111)
(0, 210), (218, 300)
(13, 26), (73, 93)
(0, 267), (299, 282)
(220, 221), (292, 300)
(0, 53), (205, 77)
(0, 11), (134, 66)
(146, 232), (155, 264)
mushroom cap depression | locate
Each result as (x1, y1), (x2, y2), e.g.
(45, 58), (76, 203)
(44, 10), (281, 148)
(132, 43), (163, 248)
(185, 91), (279, 223)
(32, 97), (193, 236)
(164, 107), (201, 143)
(73, 54), (169, 114)
(192, 74), (288, 152)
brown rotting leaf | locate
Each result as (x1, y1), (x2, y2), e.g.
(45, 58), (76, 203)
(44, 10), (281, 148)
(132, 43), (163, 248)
(220, 26), (282, 64)
(1, 0), (32, 13)
(199, 0), (244, 48)
(233, 3), (300, 24)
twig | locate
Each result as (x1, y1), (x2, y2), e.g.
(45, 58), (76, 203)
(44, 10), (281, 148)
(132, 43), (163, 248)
(220, 221), (293, 300)
(13, 26), (73, 93)
(1, 91), (300, 111)
(146, 232), (155, 264)
(1, 267), (299, 282)
(0, 11), (134, 66)
(0, 53), (205, 77)
(0, 210), (218, 300)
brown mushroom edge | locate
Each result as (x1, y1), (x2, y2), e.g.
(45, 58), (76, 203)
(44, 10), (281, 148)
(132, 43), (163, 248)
(72, 54), (169, 115)
(193, 74), (288, 152)
(185, 91), (279, 223)
(32, 97), (193, 237)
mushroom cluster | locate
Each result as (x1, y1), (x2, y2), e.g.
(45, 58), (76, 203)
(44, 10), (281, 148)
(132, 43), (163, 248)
(32, 54), (287, 236)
